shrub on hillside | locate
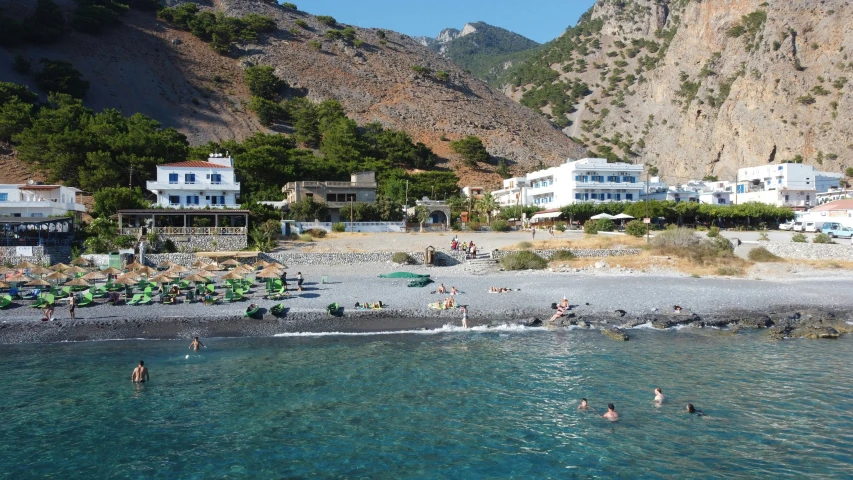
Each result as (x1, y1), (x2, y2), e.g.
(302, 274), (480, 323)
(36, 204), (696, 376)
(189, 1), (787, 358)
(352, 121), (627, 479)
(625, 219), (647, 237)
(294, 19), (308, 29)
(550, 250), (575, 262)
(281, 3), (297, 10)
(555, 222), (567, 232)
(490, 219), (510, 232)
(248, 96), (287, 126)
(72, 1), (127, 34)
(162, 238), (177, 253)
(466, 221), (482, 231)
(596, 218), (616, 232)
(298, 233), (313, 242)
(748, 246), (782, 262)
(331, 222), (346, 232)
(813, 233), (834, 244)
(716, 266), (745, 276)
(707, 226), (720, 238)
(392, 252), (414, 264)
(245, 65), (285, 100)
(791, 233), (807, 243)
(500, 251), (547, 270)
(316, 15), (336, 26)
(306, 228), (327, 238)
(34, 60), (90, 98)
(584, 219), (599, 234)
(23, 0), (66, 44)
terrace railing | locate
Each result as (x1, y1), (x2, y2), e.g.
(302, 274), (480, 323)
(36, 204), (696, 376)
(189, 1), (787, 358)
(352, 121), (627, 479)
(119, 226), (247, 236)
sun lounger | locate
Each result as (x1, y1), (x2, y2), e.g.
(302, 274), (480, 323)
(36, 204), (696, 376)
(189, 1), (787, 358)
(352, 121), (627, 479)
(270, 303), (285, 315)
(137, 295), (152, 305)
(327, 303), (340, 316)
(203, 295), (217, 306)
(0, 294), (12, 309)
(126, 294), (143, 305)
(77, 292), (94, 307)
(30, 295), (47, 309)
(244, 304), (261, 317)
(24, 289), (41, 300)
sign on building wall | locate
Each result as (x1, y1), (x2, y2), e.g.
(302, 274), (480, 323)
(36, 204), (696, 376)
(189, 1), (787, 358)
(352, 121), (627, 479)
(16, 246), (33, 257)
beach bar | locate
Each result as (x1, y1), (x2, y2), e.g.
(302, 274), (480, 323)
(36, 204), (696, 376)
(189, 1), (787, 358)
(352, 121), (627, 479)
(117, 209), (250, 251)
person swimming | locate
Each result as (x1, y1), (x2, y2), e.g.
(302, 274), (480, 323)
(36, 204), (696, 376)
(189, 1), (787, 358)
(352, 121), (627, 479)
(686, 403), (706, 416)
(189, 337), (204, 351)
(131, 360), (149, 383)
(602, 403), (619, 421)
(654, 387), (666, 404)
(578, 398), (589, 410)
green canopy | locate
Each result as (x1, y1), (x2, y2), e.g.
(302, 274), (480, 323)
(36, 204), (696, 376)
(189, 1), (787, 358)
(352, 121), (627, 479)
(407, 277), (434, 288)
(378, 272), (430, 279)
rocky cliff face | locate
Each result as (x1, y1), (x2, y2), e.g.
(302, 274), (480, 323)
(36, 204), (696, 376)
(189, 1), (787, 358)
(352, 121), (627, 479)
(506, 0), (853, 184)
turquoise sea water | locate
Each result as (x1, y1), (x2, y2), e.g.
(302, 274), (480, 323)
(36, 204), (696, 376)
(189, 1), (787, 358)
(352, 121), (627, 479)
(1, 327), (852, 479)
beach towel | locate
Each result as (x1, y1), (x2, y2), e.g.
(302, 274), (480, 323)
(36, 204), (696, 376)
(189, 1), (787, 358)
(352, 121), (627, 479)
(407, 277), (434, 288)
(379, 272), (430, 279)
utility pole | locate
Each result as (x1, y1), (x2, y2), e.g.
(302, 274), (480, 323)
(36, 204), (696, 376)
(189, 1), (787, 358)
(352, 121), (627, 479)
(404, 180), (409, 227)
(129, 164), (133, 188)
(646, 170), (650, 244)
(350, 197), (354, 234)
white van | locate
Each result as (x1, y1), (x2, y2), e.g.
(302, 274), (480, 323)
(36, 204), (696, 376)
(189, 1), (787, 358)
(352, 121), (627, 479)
(792, 221), (804, 232)
(804, 222), (820, 233)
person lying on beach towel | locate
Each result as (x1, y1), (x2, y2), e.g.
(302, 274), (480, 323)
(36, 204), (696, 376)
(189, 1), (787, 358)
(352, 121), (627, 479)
(489, 286), (514, 293)
(355, 302), (383, 310)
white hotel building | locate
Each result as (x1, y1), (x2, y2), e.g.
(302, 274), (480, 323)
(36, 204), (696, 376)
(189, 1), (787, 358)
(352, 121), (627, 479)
(146, 153), (241, 208)
(492, 158), (644, 210)
(735, 163), (843, 207)
(0, 183), (86, 219)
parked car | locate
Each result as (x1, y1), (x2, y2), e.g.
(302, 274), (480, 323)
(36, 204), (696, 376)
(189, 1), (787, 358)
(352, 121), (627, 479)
(821, 222), (843, 234)
(792, 221), (804, 232)
(826, 225), (853, 239)
(804, 222), (820, 233)
(779, 221), (794, 231)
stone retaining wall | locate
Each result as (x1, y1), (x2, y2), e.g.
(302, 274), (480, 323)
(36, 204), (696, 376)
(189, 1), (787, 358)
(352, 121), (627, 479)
(763, 241), (853, 261)
(0, 246), (52, 266)
(84, 250), (468, 268)
(491, 248), (641, 259)
(165, 234), (246, 253)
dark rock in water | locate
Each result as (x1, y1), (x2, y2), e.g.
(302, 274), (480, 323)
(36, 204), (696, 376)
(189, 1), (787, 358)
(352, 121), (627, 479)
(603, 328), (629, 341)
(735, 314), (773, 329)
(651, 317), (672, 329)
(615, 309), (627, 317)
(798, 326), (840, 339)
(518, 317), (542, 327)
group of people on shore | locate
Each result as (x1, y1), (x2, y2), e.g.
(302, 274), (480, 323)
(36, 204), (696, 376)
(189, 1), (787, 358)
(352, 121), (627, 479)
(579, 387), (705, 422)
(450, 236), (478, 259)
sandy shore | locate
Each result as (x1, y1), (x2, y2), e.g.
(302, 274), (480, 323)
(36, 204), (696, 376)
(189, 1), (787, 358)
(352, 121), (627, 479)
(2, 261), (853, 343)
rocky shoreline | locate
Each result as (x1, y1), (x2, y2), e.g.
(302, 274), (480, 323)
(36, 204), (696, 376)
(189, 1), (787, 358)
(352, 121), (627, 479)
(1, 305), (850, 344)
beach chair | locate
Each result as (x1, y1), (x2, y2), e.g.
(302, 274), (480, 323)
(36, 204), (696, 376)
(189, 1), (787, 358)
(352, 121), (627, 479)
(137, 295), (152, 305)
(224, 289), (236, 302)
(203, 295), (217, 306)
(127, 294), (143, 305)
(77, 292), (94, 307)
(0, 294), (11, 309)
(268, 286), (288, 300)
(234, 288), (245, 301)
(143, 286), (153, 297)
(90, 286), (106, 299)
(30, 295), (48, 309)
(52, 286), (68, 299)
(205, 283), (216, 295)
(270, 303), (284, 316)
(179, 279), (191, 290)
(24, 289), (41, 300)
(185, 289), (195, 303)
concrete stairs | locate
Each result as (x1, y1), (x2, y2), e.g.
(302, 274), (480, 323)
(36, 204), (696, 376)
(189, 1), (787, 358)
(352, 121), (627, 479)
(464, 252), (499, 275)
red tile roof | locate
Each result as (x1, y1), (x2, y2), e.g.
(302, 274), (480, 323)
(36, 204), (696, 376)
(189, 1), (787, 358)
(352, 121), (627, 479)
(159, 161), (232, 168)
(18, 185), (60, 190)
(812, 199), (853, 211)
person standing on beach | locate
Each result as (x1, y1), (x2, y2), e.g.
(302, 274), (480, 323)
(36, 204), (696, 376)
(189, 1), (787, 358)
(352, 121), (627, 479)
(654, 387), (666, 404)
(296, 272), (304, 292)
(189, 337), (204, 351)
(461, 305), (468, 328)
(68, 294), (76, 320)
(131, 361), (149, 383)
(43, 303), (55, 321)
(602, 403), (619, 421)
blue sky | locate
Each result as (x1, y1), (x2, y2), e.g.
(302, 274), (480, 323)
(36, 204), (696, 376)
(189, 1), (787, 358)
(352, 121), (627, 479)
(296, 1), (597, 44)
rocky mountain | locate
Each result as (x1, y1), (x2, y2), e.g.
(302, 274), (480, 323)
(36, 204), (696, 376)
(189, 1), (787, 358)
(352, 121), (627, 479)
(504, 0), (853, 184)
(417, 22), (540, 86)
(0, 0), (583, 188)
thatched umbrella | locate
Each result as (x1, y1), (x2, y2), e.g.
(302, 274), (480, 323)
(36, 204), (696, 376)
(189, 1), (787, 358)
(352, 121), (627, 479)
(7, 273), (32, 284)
(112, 275), (138, 287)
(50, 263), (71, 272)
(0, 281), (10, 289)
(252, 260), (271, 268)
(221, 259), (241, 268)
(166, 265), (190, 276)
(256, 268), (282, 279)
(45, 271), (69, 283)
(201, 263), (222, 272)
(29, 265), (52, 276)
(0, 266), (15, 275)
(15, 260), (38, 269)
(64, 278), (90, 288)
(183, 273), (210, 284)
(135, 265), (157, 277)
(101, 267), (124, 276)
(81, 271), (107, 283)
(71, 257), (92, 267)
(26, 278), (51, 287)
(149, 274), (174, 285)
(125, 261), (144, 270)
(220, 271), (244, 281)
(191, 259), (209, 268)
(65, 266), (89, 276)
(234, 264), (254, 275)
(158, 260), (178, 268)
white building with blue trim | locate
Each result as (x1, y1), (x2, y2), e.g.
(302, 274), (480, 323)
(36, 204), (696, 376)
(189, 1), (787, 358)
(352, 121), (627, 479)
(493, 158), (644, 210)
(147, 154), (241, 208)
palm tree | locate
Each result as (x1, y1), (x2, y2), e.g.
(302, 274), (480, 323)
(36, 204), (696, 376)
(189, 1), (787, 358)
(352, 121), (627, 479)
(475, 193), (498, 225)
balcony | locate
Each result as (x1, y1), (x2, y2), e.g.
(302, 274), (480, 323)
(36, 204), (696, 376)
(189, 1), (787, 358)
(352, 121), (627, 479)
(0, 200), (86, 212)
(155, 203), (243, 209)
(573, 181), (641, 189)
(147, 180), (240, 191)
